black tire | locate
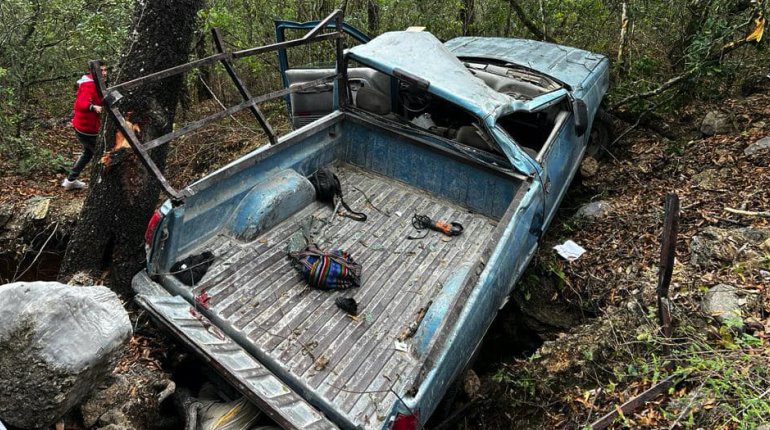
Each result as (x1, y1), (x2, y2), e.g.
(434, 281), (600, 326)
(586, 108), (615, 158)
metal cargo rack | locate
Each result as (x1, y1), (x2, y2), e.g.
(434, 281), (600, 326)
(90, 9), (349, 202)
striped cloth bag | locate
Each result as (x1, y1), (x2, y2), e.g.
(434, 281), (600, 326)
(289, 243), (361, 290)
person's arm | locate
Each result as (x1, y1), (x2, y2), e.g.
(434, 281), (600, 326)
(74, 82), (102, 113)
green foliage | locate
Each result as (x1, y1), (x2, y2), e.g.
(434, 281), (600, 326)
(0, 135), (69, 175)
(1, 0), (766, 174)
(0, 0), (130, 173)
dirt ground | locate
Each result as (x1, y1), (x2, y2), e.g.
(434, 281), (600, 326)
(2, 92), (769, 429)
(451, 93), (770, 429)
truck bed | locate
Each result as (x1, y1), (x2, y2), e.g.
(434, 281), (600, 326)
(187, 163), (497, 426)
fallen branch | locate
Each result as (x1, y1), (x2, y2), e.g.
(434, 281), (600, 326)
(724, 207), (770, 218)
(590, 374), (679, 430)
(12, 222), (59, 282)
(611, 72), (691, 110)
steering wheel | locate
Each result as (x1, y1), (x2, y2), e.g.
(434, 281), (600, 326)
(398, 81), (431, 114)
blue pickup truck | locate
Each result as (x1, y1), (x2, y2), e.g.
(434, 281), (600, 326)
(124, 11), (609, 430)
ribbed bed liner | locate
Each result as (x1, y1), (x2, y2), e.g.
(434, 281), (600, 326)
(190, 164), (497, 427)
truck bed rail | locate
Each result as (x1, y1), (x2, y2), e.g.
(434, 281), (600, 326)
(90, 9), (348, 201)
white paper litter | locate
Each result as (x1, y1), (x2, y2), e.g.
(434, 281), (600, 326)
(394, 340), (409, 353)
(553, 240), (586, 261)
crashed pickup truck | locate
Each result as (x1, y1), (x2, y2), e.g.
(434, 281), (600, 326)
(113, 10), (609, 430)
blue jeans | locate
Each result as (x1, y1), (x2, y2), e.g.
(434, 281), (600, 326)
(67, 130), (97, 181)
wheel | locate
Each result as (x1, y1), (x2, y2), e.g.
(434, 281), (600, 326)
(586, 109), (615, 158)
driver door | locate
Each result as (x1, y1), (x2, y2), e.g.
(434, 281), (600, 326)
(275, 20), (391, 128)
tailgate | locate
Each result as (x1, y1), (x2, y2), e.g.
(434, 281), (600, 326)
(135, 290), (338, 430)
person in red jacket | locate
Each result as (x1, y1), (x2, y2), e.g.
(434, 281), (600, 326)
(62, 63), (107, 190)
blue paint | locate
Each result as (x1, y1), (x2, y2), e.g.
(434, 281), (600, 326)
(445, 37), (607, 91)
(413, 262), (473, 355)
(228, 169), (316, 241)
(155, 115), (518, 270)
(348, 32), (513, 120)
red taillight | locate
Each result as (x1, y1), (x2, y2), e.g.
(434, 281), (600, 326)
(391, 413), (419, 430)
(144, 210), (162, 245)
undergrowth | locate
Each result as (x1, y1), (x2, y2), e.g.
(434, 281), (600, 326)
(0, 135), (70, 176)
(486, 299), (770, 429)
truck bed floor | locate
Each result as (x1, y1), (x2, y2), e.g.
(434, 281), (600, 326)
(190, 164), (497, 426)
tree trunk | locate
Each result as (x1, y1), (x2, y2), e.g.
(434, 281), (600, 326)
(367, 0), (379, 36)
(668, 0), (715, 71)
(617, 1), (630, 76)
(460, 0), (475, 36)
(195, 31), (213, 102)
(509, 0), (557, 43)
(59, 0), (203, 294)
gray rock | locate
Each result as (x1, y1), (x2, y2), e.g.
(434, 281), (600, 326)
(95, 409), (136, 430)
(580, 156), (599, 178)
(23, 197), (51, 221)
(700, 110), (733, 136)
(575, 200), (611, 220)
(702, 284), (744, 325)
(691, 168), (723, 191)
(689, 227), (770, 268)
(0, 282), (132, 429)
(81, 375), (132, 428)
(0, 203), (12, 229)
(745, 136), (770, 156)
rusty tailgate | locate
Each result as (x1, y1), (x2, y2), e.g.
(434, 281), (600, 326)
(135, 293), (339, 430)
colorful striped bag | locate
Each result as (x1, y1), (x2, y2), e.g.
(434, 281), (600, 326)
(289, 243), (361, 290)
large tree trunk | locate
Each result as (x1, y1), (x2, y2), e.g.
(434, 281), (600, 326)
(59, 0), (203, 294)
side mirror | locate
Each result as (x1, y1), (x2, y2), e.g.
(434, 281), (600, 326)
(573, 99), (588, 137)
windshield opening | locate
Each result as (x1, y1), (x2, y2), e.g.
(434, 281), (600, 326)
(462, 59), (562, 100)
(497, 98), (567, 158)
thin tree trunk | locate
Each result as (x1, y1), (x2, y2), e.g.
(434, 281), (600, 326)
(60, 0), (203, 293)
(539, 0), (547, 42)
(195, 31), (212, 102)
(668, 0), (715, 70)
(367, 0), (379, 36)
(460, 0), (475, 36)
(617, 1), (630, 75)
(505, 0), (513, 36)
(509, 0), (557, 43)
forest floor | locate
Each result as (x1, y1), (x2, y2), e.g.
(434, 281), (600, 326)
(453, 91), (770, 429)
(1, 92), (769, 429)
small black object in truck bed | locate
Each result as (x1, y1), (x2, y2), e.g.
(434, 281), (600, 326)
(170, 251), (215, 286)
(310, 167), (367, 221)
(335, 297), (359, 316)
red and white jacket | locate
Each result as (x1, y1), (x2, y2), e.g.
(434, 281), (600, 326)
(71, 73), (103, 135)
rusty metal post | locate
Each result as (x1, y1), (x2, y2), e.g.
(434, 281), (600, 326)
(211, 28), (277, 145)
(657, 193), (679, 339)
(335, 12), (349, 109)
